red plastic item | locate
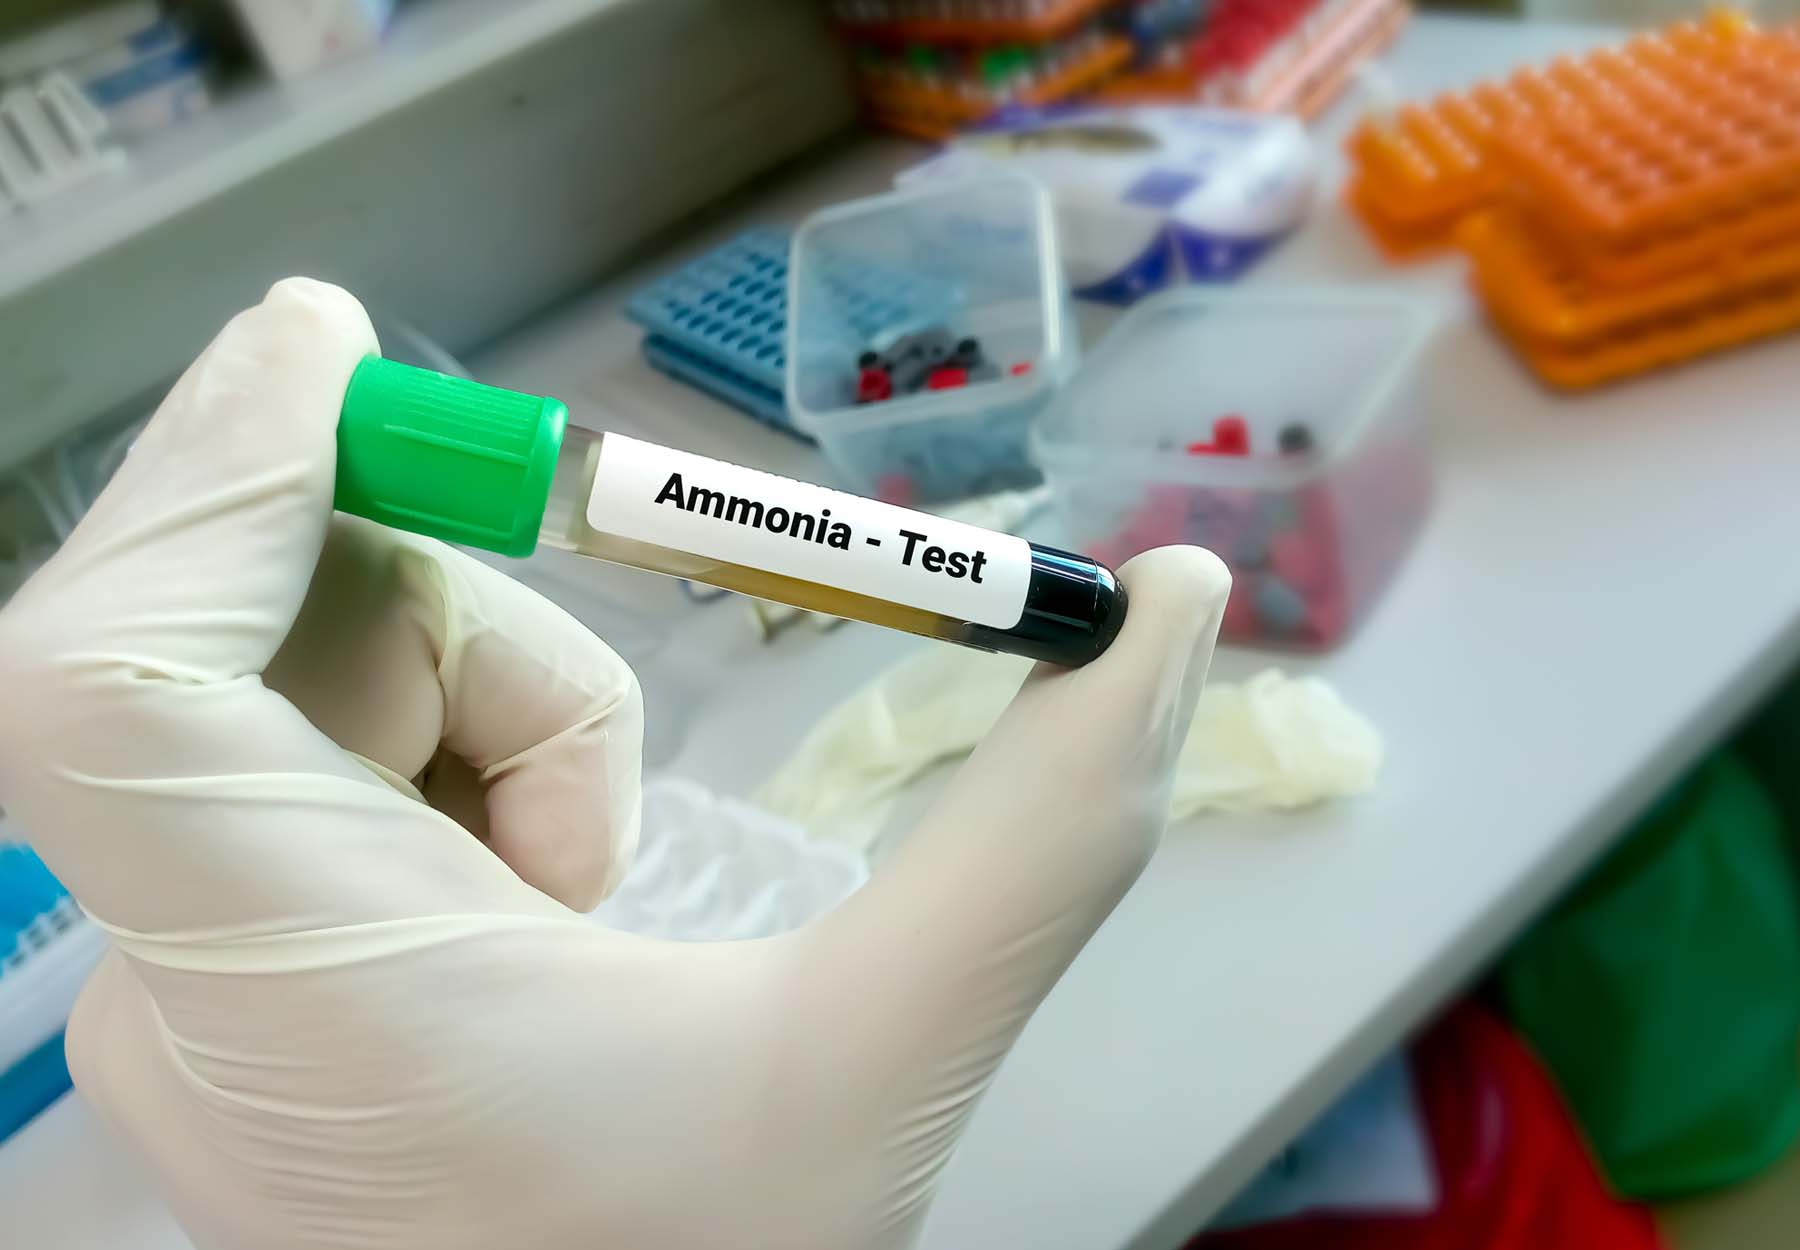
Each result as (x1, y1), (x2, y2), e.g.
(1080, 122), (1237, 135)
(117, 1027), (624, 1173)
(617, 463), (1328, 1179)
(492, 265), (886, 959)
(926, 366), (970, 390)
(1304, 590), (1348, 645)
(1010, 361), (1034, 376)
(1221, 581), (1259, 638)
(1270, 528), (1330, 593)
(1155, 0), (1405, 117)
(1189, 1003), (1664, 1250)
(856, 367), (894, 404)
(1187, 415), (1250, 456)
(875, 473), (916, 506)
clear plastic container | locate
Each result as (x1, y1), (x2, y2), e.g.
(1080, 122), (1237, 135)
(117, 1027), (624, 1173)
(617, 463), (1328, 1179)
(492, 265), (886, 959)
(1034, 287), (1433, 649)
(786, 173), (1076, 505)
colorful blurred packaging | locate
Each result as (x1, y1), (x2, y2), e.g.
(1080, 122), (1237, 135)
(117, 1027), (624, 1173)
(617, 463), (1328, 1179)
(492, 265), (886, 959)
(834, 1), (1135, 140)
(0, 1), (211, 141)
(229, 0), (395, 82)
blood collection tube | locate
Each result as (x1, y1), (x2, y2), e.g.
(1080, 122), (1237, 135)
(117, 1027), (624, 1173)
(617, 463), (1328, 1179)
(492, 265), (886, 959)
(334, 358), (1126, 666)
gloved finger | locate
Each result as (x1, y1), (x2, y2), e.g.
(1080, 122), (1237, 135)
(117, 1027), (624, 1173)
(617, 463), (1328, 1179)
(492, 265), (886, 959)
(0, 281), (567, 940)
(23, 277), (375, 684)
(264, 518), (644, 910)
(789, 547), (1230, 1213)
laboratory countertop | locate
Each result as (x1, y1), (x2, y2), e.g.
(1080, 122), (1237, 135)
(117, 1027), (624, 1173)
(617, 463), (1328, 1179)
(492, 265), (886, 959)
(8, 12), (1800, 1250)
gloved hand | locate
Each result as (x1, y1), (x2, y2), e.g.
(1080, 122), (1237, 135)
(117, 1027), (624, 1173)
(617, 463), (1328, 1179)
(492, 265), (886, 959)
(0, 279), (1231, 1250)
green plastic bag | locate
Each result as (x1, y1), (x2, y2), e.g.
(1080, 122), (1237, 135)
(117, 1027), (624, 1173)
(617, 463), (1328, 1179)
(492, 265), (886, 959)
(1501, 751), (1800, 1200)
(1738, 667), (1800, 843)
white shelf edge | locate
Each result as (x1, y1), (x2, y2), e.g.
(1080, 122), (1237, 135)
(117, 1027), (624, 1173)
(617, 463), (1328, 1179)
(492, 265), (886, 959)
(0, 0), (638, 301)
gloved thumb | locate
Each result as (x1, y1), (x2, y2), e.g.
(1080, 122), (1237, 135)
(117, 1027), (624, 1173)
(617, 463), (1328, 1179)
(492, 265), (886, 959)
(787, 546), (1230, 1229)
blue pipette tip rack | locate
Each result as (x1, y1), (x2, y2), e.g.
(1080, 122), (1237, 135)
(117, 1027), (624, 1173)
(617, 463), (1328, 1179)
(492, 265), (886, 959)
(626, 228), (952, 441)
(1, 838), (104, 1142)
(627, 228), (802, 437)
(641, 334), (792, 433)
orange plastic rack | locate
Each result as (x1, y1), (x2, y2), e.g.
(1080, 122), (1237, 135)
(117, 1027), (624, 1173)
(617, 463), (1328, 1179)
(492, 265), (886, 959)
(1463, 207), (1800, 344)
(1345, 78), (1546, 257)
(833, 0), (1120, 45)
(1463, 209), (1800, 388)
(1492, 16), (1800, 253)
(1346, 11), (1800, 263)
(1548, 192), (1800, 291)
(1479, 272), (1800, 389)
(1346, 10), (1800, 386)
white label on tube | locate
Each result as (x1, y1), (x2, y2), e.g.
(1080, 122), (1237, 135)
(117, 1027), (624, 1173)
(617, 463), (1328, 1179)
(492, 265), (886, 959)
(586, 435), (1031, 629)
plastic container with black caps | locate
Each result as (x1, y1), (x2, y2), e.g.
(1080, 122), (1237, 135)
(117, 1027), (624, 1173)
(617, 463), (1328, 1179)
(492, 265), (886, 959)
(333, 357), (1126, 666)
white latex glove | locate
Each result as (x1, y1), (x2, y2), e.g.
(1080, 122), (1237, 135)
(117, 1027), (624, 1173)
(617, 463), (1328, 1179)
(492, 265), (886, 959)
(0, 279), (1231, 1250)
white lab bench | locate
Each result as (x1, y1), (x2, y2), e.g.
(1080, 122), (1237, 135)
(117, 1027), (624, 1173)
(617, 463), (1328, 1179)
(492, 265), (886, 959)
(7, 13), (1800, 1250)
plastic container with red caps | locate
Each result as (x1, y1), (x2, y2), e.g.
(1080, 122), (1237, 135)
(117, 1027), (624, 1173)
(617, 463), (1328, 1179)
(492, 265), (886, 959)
(1033, 286), (1433, 649)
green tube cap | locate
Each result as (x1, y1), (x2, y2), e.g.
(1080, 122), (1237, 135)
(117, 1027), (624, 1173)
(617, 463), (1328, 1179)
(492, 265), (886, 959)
(335, 357), (568, 558)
